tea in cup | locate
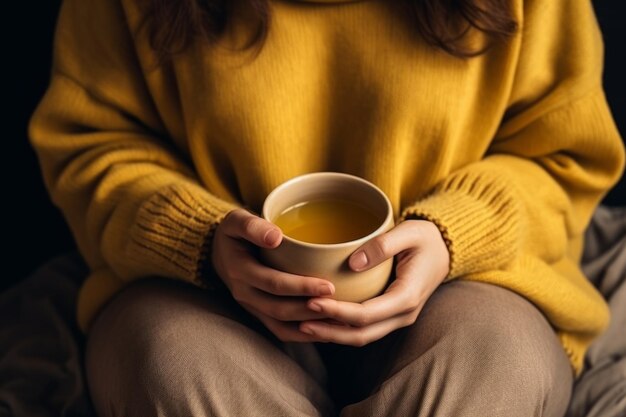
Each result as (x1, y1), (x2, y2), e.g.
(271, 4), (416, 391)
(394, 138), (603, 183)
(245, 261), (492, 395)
(261, 172), (394, 302)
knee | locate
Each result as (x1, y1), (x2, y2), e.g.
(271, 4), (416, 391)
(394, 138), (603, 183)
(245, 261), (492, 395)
(85, 279), (247, 415)
(455, 282), (571, 409)
(403, 281), (573, 413)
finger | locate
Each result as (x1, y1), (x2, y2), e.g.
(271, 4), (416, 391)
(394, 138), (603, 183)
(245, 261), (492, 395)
(245, 305), (319, 343)
(252, 266), (336, 297)
(349, 220), (421, 272)
(221, 209), (283, 248)
(222, 237), (335, 297)
(306, 279), (416, 327)
(300, 311), (418, 347)
(237, 287), (330, 322)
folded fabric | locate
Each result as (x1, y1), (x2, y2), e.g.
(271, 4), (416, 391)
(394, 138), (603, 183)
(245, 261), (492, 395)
(567, 206), (626, 417)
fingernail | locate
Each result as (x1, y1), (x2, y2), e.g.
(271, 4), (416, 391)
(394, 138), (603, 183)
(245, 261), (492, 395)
(318, 285), (334, 296)
(309, 302), (323, 312)
(264, 229), (281, 246)
(301, 326), (315, 335)
(350, 251), (368, 271)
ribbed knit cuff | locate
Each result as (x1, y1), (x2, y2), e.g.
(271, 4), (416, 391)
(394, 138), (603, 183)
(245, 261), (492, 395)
(129, 181), (239, 287)
(399, 169), (522, 280)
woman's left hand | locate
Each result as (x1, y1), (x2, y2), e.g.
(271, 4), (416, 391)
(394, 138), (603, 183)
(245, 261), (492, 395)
(299, 219), (450, 346)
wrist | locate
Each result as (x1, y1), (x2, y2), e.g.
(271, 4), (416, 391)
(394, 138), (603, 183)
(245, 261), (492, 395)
(196, 208), (239, 290)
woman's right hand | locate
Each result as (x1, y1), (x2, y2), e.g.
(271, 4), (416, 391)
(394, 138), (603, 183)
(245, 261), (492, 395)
(211, 208), (336, 342)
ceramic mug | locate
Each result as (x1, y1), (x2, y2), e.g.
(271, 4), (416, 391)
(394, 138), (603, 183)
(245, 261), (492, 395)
(261, 172), (394, 303)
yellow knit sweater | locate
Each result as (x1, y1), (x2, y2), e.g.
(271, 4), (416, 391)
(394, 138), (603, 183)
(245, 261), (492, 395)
(29, 0), (625, 373)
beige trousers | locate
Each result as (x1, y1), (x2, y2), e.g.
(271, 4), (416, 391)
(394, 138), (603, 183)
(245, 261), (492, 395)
(85, 279), (573, 417)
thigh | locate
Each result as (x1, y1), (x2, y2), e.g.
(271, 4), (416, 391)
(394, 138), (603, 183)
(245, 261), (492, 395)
(85, 278), (334, 417)
(332, 280), (573, 416)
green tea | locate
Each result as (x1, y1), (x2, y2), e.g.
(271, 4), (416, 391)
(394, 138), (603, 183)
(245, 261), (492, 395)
(273, 199), (381, 244)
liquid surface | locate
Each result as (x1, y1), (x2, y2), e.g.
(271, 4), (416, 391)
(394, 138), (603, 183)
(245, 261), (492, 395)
(273, 199), (381, 244)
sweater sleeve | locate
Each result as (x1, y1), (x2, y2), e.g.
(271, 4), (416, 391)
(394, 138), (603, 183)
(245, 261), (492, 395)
(28, 0), (239, 288)
(399, 0), (625, 370)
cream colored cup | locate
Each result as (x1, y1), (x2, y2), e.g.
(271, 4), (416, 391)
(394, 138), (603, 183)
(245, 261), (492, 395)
(261, 172), (394, 303)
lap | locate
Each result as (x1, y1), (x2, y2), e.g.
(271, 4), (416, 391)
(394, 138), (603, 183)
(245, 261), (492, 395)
(84, 277), (572, 416)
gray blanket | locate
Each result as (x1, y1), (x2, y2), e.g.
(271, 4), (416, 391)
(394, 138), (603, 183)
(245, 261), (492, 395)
(1, 207), (625, 417)
(567, 206), (626, 417)
(0, 252), (93, 416)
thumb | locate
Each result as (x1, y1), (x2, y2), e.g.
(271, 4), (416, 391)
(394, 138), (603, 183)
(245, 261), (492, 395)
(221, 209), (283, 248)
(348, 221), (417, 272)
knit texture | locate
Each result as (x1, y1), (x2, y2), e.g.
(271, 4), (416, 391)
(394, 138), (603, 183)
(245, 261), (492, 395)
(29, 0), (625, 373)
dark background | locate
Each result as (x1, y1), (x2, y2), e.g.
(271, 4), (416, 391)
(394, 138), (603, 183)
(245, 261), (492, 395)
(5, 1), (626, 290)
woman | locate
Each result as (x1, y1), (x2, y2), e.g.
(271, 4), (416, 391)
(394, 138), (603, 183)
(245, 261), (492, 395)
(29, 0), (625, 415)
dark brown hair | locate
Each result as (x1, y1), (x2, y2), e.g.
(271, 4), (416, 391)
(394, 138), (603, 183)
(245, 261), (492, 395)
(144, 0), (517, 62)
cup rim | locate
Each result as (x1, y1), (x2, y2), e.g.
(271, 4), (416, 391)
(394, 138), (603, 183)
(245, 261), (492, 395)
(262, 172), (394, 248)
